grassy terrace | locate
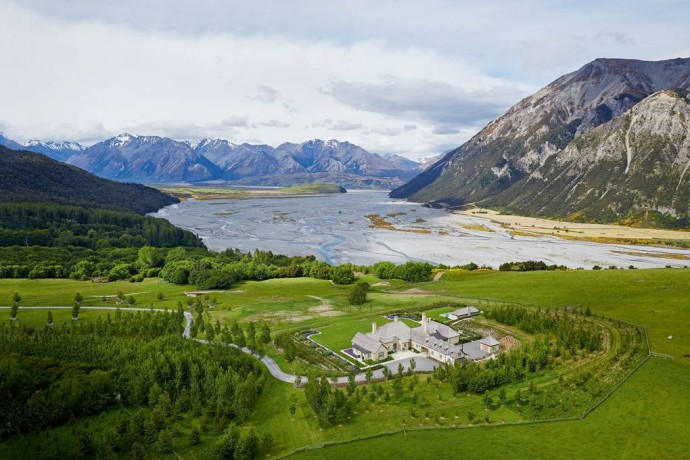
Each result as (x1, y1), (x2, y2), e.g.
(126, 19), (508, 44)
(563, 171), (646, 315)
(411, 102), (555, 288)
(1, 268), (688, 458)
(160, 183), (346, 200)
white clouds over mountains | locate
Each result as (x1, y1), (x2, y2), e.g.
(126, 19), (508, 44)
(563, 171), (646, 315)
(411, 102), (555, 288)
(1, 1), (688, 158)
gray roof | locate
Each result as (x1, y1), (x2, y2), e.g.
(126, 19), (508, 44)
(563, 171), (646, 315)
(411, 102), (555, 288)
(410, 329), (464, 359)
(458, 340), (490, 361)
(452, 306), (481, 317)
(413, 320), (459, 340)
(372, 320), (411, 343)
(352, 332), (385, 354)
(481, 336), (500, 347)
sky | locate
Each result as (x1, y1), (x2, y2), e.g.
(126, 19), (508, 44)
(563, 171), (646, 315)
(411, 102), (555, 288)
(1, 1), (688, 159)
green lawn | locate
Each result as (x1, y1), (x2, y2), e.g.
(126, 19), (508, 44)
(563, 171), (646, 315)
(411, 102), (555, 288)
(311, 316), (419, 357)
(0, 278), (189, 309)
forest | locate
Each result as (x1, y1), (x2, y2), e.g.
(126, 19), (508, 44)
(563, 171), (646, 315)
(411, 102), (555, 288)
(0, 310), (267, 458)
(0, 147), (178, 214)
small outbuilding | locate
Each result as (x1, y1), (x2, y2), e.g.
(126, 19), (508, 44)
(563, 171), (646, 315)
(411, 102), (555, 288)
(447, 306), (481, 320)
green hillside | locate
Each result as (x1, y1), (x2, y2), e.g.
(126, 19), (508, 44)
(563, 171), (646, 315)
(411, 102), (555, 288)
(0, 146), (179, 214)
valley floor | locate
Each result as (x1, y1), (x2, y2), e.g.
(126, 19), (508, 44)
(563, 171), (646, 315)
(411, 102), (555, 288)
(457, 208), (690, 243)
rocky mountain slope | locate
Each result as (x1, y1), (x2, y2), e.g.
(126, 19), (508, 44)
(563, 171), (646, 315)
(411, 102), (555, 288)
(390, 58), (690, 225)
(1, 134), (419, 187)
(509, 89), (690, 225)
(68, 134), (222, 183)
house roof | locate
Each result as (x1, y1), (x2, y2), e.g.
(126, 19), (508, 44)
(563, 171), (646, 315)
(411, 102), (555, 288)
(352, 332), (385, 354)
(372, 320), (411, 343)
(458, 340), (490, 361)
(410, 329), (464, 359)
(481, 336), (500, 347)
(452, 306), (480, 317)
(413, 320), (459, 340)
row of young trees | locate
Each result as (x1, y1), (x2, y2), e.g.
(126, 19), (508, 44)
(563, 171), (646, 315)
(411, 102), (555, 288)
(484, 305), (603, 353)
(304, 373), (354, 426)
(443, 306), (605, 394)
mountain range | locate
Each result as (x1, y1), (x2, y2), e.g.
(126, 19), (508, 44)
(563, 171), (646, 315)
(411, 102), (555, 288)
(391, 57), (690, 226)
(0, 134), (420, 188)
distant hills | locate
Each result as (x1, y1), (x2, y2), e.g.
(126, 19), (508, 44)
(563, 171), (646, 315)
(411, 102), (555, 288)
(0, 134), (420, 188)
(0, 146), (179, 214)
(391, 58), (690, 227)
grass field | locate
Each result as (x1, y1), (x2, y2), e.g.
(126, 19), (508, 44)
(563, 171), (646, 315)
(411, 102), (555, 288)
(292, 359), (689, 459)
(160, 183), (346, 200)
(1, 267), (688, 458)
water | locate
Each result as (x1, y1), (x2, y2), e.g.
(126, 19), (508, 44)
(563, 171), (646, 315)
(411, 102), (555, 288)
(151, 190), (690, 268)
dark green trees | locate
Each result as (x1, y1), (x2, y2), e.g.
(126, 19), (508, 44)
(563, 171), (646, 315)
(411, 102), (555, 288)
(348, 282), (369, 305)
(330, 265), (355, 285)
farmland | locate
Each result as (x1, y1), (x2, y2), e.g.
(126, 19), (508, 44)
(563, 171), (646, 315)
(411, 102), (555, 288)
(1, 267), (687, 458)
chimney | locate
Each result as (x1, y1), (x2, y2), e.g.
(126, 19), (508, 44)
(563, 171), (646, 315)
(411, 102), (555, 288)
(422, 313), (428, 334)
(372, 322), (377, 334)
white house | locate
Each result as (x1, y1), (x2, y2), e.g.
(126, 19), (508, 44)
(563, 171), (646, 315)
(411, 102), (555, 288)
(350, 312), (500, 365)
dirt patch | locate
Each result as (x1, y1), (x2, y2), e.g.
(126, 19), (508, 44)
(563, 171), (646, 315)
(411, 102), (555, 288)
(499, 335), (520, 351)
(611, 250), (690, 260)
(248, 310), (315, 323)
(398, 288), (431, 295)
(288, 315), (314, 322)
(308, 304), (345, 317)
(184, 290), (224, 297)
(372, 281), (390, 287)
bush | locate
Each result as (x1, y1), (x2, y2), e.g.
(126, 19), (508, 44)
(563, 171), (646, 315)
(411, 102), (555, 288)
(331, 265), (355, 285)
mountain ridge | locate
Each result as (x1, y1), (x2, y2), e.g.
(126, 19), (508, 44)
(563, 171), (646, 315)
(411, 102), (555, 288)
(390, 57), (690, 226)
(1, 133), (421, 188)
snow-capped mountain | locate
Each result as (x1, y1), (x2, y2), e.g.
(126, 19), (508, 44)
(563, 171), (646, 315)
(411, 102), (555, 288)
(67, 134), (221, 183)
(0, 134), (86, 161)
(0, 130), (422, 187)
(58, 135), (421, 187)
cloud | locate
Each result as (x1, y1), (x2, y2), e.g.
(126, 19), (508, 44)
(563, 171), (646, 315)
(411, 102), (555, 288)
(251, 86), (280, 104)
(3, 0), (689, 159)
(121, 117), (249, 142)
(256, 119), (291, 128)
(311, 119), (362, 131)
(329, 77), (524, 133)
(596, 31), (635, 46)
(370, 126), (401, 136)
(330, 120), (362, 131)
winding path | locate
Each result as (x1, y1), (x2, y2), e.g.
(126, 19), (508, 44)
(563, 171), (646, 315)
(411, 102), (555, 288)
(185, 313), (439, 384)
(2, 305), (437, 385)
